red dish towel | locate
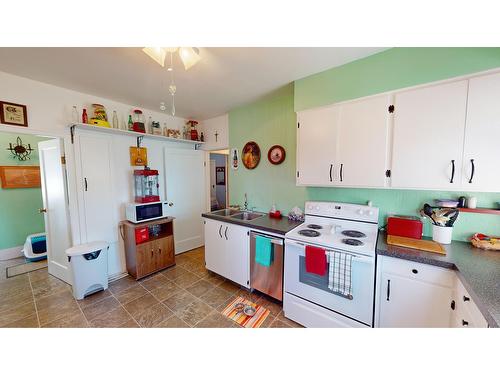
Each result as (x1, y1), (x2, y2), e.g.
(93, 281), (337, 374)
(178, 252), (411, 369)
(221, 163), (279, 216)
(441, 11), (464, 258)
(305, 245), (327, 276)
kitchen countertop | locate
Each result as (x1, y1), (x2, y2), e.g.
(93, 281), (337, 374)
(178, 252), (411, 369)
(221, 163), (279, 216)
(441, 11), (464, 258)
(201, 211), (302, 236)
(377, 233), (500, 327)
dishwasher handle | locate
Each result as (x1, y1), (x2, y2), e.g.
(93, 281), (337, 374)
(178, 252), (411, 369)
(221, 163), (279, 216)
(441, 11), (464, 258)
(250, 232), (284, 246)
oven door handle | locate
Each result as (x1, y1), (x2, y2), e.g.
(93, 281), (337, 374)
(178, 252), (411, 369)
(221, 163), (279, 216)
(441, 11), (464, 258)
(251, 232), (283, 246)
(287, 240), (374, 263)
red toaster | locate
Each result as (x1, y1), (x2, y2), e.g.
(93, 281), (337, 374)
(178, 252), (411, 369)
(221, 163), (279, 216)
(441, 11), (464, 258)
(387, 216), (423, 239)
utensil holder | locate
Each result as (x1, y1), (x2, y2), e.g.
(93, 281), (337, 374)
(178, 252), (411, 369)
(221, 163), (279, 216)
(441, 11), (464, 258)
(432, 225), (453, 244)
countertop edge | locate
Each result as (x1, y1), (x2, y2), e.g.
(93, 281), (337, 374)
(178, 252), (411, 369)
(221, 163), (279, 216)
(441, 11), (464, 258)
(377, 236), (498, 328)
(201, 213), (301, 236)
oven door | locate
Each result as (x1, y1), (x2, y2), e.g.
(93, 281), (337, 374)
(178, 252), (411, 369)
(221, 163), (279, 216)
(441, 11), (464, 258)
(284, 239), (375, 326)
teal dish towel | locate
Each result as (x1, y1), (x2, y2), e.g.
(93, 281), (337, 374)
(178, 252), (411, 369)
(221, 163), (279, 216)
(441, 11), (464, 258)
(255, 236), (273, 267)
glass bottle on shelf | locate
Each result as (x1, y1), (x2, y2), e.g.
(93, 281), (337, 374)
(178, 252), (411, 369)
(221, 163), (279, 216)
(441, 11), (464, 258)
(112, 111), (119, 129)
(72, 106), (79, 123)
(128, 115), (133, 131)
(82, 108), (88, 124)
(147, 116), (153, 134)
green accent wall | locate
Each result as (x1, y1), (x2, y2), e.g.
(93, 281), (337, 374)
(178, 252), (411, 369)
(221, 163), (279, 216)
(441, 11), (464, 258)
(229, 48), (500, 242)
(0, 132), (47, 251)
(295, 47), (500, 111)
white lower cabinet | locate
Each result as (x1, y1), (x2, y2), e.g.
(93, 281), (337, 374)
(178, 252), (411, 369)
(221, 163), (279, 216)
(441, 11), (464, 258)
(375, 255), (489, 328)
(204, 218), (249, 288)
(375, 256), (454, 327)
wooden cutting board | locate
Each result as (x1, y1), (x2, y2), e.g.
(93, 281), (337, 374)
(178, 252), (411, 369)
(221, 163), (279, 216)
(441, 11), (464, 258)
(387, 235), (446, 255)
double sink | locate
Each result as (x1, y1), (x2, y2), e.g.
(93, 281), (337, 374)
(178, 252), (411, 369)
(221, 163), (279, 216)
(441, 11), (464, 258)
(211, 208), (265, 221)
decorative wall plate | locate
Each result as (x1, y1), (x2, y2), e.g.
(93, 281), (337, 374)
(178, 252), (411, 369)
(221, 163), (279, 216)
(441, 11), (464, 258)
(242, 141), (261, 169)
(267, 145), (286, 165)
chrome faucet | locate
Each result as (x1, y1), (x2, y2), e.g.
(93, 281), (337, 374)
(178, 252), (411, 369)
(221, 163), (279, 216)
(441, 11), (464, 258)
(244, 193), (248, 211)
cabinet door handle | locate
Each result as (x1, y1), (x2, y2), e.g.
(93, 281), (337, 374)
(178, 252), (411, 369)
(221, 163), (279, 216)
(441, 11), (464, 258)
(158, 247), (161, 254)
(151, 249), (154, 256)
(218, 225), (222, 238)
(468, 159), (475, 183)
(84, 177), (88, 191)
(412, 269), (418, 274)
(329, 164), (333, 182)
(224, 226), (228, 240)
(450, 159), (455, 183)
(462, 319), (469, 326)
(340, 163), (343, 182)
(386, 279), (391, 301)
(463, 295), (470, 302)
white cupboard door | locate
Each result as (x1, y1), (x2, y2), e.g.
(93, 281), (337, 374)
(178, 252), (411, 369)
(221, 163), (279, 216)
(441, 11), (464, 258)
(224, 223), (250, 287)
(463, 72), (500, 192)
(379, 273), (452, 327)
(77, 133), (116, 244)
(336, 95), (391, 187)
(391, 80), (468, 189)
(204, 219), (225, 276)
(38, 139), (72, 284)
(296, 106), (340, 186)
(164, 148), (206, 254)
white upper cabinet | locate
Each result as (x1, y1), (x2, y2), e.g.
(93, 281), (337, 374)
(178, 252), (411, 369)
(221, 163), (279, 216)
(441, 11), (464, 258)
(390, 80), (468, 190)
(296, 105), (340, 186)
(336, 95), (391, 187)
(462, 72), (500, 192)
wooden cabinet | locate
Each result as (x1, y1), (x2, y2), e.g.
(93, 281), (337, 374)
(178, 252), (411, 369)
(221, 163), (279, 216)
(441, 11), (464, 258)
(375, 256), (454, 327)
(391, 80), (468, 190)
(296, 105), (340, 186)
(120, 218), (175, 280)
(462, 72), (500, 192)
(204, 218), (249, 287)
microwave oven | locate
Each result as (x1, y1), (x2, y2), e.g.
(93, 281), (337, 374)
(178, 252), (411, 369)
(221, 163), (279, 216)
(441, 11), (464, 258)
(126, 201), (169, 223)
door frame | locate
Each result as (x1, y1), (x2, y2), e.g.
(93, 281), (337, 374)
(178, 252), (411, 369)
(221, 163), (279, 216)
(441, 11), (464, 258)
(205, 149), (229, 211)
(0, 125), (81, 258)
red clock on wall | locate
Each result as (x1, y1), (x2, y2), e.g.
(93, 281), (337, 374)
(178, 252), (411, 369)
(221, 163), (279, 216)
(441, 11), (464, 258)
(267, 145), (286, 165)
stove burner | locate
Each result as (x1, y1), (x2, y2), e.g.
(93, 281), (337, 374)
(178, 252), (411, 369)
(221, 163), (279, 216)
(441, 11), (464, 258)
(307, 224), (323, 230)
(341, 230), (366, 238)
(298, 229), (321, 237)
(342, 238), (364, 246)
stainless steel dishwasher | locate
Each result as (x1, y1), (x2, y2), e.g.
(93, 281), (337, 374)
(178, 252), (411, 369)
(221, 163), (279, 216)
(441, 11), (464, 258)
(250, 231), (284, 301)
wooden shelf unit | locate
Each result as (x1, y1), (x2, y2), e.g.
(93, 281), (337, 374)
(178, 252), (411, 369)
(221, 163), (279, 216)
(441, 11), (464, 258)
(458, 207), (500, 215)
(120, 217), (176, 280)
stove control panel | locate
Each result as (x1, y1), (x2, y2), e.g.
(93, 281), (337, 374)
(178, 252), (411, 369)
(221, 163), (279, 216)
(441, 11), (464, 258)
(305, 201), (379, 224)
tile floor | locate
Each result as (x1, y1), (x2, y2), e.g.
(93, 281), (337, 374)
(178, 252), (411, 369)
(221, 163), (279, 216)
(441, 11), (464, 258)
(0, 246), (301, 328)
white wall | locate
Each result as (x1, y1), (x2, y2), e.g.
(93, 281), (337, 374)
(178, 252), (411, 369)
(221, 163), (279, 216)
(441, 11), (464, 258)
(0, 71), (196, 277)
(199, 113), (229, 150)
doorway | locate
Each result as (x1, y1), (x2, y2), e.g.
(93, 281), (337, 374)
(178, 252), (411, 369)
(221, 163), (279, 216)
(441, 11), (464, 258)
(208, 150), (229, 211)
(0, 128), (71, 284)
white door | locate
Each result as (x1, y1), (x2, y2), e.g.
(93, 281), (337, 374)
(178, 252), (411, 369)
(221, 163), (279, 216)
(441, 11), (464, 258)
(378, 273), (452, 327)
(164, 148), (206, 254)
(391, 80), (468, 189)
(224, 223), (249, 287)
(77, 134), (116, 244)
(336, 95), (391, 187)
(463, 72), (500, 192)
(38, 139), (72, 284)
(296, 105), (340, 186)
(204, 219), (225, 276)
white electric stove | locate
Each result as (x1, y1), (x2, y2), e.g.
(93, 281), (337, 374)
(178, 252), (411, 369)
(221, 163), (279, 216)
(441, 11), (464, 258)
(284, 201), (379, 327)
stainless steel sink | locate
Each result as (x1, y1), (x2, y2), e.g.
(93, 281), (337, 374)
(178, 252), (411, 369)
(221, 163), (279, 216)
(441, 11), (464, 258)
(230, 212), (264, 221)
(211, 208), (240, 217)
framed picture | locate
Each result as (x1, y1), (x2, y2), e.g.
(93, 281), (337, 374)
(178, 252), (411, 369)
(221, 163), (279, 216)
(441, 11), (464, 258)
(216, 167), (226, 185)
(268, 145), (286, 165)
(0, 166), (41, 189)
(242, 141), (261, 169)
(0, 101), (28, 127)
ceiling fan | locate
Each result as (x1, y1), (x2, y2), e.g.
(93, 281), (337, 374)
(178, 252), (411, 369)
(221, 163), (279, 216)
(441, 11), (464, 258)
(142, 47), (201, 117)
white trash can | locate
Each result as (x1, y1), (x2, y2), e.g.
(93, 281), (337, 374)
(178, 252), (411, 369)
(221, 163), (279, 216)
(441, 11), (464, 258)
(66, 241), (109, 300)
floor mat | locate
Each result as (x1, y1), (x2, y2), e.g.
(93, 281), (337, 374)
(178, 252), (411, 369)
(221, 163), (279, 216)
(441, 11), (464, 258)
(221, 296), (270, 328)
(6, 260), (47, 278)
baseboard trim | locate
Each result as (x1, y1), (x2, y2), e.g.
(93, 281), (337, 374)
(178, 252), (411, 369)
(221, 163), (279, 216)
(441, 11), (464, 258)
(0, 246), (23, 261)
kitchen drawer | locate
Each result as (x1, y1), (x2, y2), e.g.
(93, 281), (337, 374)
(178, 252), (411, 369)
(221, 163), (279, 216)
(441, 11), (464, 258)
(379, 256), (454, 288)
(454, 277), (488, 328)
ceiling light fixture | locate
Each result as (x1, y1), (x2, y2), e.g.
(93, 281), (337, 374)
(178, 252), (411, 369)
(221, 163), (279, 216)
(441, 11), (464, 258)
(142, 47), (201, 116)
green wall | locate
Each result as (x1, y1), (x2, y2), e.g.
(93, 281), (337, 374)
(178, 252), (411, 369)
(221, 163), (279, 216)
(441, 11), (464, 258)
(295, 47), (500, 111)
(0, 132), (47, 251)
(229, 48), (500, 242)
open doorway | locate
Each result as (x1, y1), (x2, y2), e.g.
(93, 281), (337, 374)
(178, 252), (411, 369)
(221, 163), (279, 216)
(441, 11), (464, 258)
(0, 129), (71, 285)
(208, 149), (229, 211)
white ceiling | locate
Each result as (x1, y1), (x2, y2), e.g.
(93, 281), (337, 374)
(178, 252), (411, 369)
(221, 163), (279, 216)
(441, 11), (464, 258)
(0, 47), (386, 120)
